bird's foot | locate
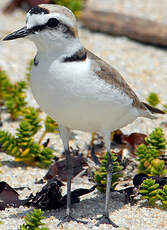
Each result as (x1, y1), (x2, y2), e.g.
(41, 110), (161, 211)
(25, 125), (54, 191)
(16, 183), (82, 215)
(57, 215), (88, 226)
(95, 214), (119, 227)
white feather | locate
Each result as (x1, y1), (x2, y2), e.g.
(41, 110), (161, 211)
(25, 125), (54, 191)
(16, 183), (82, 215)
(31, 53), (138, 132)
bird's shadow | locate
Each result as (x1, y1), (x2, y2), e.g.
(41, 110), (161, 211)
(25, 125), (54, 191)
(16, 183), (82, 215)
(0, 159), (27, 168)
(8, 191), (126, 223)
(4, 116), (23, 123)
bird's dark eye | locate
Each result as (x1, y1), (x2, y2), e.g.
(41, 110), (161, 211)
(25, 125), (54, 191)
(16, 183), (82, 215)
(47, 18), (59, 28)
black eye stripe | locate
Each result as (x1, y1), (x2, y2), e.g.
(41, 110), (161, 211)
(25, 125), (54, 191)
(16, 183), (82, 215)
(30, 20), (75, 37)
(31, 18), (59, 32)
(32, 24), (46, 32)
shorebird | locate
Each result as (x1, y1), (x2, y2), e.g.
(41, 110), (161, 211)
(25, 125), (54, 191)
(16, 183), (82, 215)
(3, 4), (164, 227)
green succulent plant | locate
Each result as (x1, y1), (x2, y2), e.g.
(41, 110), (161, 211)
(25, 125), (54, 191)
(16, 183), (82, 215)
(16, 143), (54, 168)
(15, 110), (54, 168)
(139, 178), (167, 208)
(0, 131), (20, 156)
(136, 128), (167, 176)
(19, 209), (49, 230)
(1, 79), (27, 120)
(39, 116), (59, 144)
(0, 69), (9, 104)
(157, 185), (167, 209)
(145, 128), (167, 151)
(94, 152), (122, 193)
(139, 178), (159, 206)
(146, 92), (160, 107)
(44, 116), (59, 133)
(150, 159), (167, 176)
(23, 107), (42, 135)
(0, 107), (54, 168)
(136, 144), (164, 175)
(16, 121), (35, 149)
(136, 144), (160, 164)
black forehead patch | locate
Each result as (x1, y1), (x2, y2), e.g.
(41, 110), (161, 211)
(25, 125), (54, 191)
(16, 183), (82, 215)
(29, 6), (49, 15)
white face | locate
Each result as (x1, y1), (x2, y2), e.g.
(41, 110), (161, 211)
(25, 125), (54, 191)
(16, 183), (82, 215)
(26, 13), (75, 42)
(3, 6), (76, 45)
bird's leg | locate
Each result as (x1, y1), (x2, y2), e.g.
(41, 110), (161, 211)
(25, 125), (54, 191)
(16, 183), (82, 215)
(57, 125), (87, 226)
(105, 151), (113, 216)
(95, 131), (119, 227)
(57, 126), (73, 225)
(65, 148), (72, 218)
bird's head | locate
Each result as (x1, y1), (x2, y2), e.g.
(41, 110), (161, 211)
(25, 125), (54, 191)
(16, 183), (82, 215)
(3, 4), (79, 52)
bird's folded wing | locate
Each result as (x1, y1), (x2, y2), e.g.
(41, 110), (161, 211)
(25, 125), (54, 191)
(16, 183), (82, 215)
(86, 49), (145, 110)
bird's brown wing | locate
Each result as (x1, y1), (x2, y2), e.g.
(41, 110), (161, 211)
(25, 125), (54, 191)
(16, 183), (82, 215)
(86, 49), (146, 110)
(87, 49), (165, 115)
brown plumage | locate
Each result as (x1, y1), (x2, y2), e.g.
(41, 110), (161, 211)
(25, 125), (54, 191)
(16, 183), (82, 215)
(87, 49), (164, 116)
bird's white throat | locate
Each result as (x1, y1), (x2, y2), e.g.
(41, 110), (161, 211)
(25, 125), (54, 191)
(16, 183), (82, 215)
(29, 32), (82, 60)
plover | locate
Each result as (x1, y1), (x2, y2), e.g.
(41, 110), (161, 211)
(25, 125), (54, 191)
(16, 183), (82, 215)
(3, 4), (164, 227)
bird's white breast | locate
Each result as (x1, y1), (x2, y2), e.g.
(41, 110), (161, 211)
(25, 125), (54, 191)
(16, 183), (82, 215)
(30, 55), (138, 132)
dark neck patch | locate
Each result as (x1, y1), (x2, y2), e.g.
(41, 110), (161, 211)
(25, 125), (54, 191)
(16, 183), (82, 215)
(63, 49), (87, 62)
(34, 55), (39, 66)
(29, 6), (49, 15)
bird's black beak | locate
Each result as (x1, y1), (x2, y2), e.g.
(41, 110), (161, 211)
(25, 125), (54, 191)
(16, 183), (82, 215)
(3, 27), (33, 41)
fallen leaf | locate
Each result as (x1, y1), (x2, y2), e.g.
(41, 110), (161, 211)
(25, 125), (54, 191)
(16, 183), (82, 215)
(123, 133), (146, 155)
(0, 182), (21, 210)
(44, 155), (88, 181)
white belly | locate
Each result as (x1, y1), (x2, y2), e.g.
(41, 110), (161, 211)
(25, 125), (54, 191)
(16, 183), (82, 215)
(30, 57), (138, 132)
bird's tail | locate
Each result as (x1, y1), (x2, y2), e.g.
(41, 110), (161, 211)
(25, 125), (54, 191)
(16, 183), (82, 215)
(140, 102), (165, 119)
(143, 102), (165, 114)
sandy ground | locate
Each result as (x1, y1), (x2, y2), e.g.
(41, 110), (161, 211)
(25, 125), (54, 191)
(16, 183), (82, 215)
(0, 0), (167, 229)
